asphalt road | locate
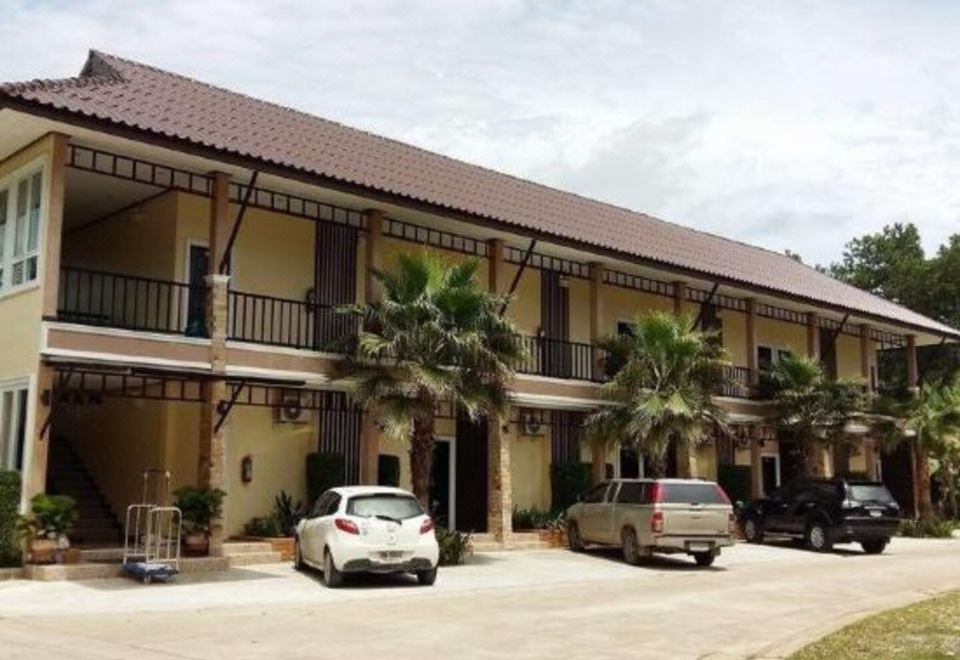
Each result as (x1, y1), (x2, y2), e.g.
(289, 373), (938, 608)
(1, 536), (958, 659)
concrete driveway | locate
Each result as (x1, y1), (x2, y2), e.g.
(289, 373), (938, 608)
(1, 537), (958, 659)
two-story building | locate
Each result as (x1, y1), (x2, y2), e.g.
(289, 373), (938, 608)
(0, 51), (956, 548)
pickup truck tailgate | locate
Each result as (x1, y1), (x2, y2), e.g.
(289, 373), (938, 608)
(657, 482), (731, 536)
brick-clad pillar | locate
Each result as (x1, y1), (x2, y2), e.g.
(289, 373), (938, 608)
(365, 209), (384, 303)
(860, 323), (873, 393)
(359, 413), (379, 486)
(905, 334), (919, 397)
(588, 262), (604, 380)
(23, 366), (56, 504)
(671, 280), (697, 476)
(591, 439), (606, 486)
(806, 312), (819, 360)
(487, 412), (512, 542)
(41, 133), (70, 319)
(487, 238), (506, 295)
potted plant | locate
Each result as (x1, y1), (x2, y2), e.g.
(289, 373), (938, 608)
(173, 486), (226, 556)
(16, 494), (79, 564)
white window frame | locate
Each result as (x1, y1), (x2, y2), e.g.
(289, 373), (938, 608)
(757, 344), (793, 370)
(761, 452), (782, 489)
(0, 377), (31, 473)
(0, 158), (47, 299)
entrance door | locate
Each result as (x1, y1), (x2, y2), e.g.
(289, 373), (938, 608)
(761, 454), (781, 495)
(430, 439), (455, 530)
(455, 417), (488, 533)
(186, 245), (209, 337)
(540, 270), (570, 378)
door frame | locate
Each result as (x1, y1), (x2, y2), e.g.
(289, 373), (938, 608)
(761, 452), (781, 492)
(434, 435), (456, 531)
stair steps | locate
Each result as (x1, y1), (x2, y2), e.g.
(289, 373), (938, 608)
(470, 532), (555, 552)
(221, 541), (283, 566)
(46, 438), (122, 546)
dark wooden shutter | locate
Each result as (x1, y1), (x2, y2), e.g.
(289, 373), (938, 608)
(317, 391), (362, 485)
(540, 270), (570, 377)
(314, 223), (358, 349)
(550, 410), (582, 464)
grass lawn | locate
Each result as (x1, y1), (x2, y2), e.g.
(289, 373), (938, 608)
(790, 591), (960, 660)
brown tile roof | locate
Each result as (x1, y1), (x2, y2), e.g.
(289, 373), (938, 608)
(2, 50), (956, 338)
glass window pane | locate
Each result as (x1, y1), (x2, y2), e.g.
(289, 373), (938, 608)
(0, 391), (11, 469)
(14, 390), (27, 471)
(27, 172), (41, 253)
(14, 179), (27, 256)
(0, 189), (7, 258)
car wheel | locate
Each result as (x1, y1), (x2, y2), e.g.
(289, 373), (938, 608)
(693, 552), (715, 568)
(294, 538), (304, 571)
(417, 567), (438, 586)
(323, 548), (344, 588)
(621, 527), (641, 566)
(567, 521), (585, 552)
(861, 539), (888, 555)
(742, 516), (764, 543)
(807, 522), (833, 552)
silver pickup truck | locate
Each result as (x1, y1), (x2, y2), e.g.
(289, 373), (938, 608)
(566, 478), (736, 567)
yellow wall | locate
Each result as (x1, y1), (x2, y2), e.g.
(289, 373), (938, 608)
(512, 425), (551, 511)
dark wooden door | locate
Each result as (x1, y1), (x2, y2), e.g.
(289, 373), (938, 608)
(455, 416), (488, 533)
(540, 270), (570, 377)
(313, 222), (358, 350)
(186, 245), (209, 337)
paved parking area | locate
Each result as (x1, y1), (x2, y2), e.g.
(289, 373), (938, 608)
(1, 537), (959, 659)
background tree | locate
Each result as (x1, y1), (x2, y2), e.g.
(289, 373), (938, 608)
(338, 252), (525, 507)
(588, 312), (730, 478)
(764, 355), (864, 477)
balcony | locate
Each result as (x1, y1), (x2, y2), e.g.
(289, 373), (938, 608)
(53, 267), (758, 399)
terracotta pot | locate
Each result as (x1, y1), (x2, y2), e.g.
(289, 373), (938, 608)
(28, 538), (58, 565)
(183, 532), (209, 557)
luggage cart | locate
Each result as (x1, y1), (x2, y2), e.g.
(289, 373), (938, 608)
(122, 469), (182, 584)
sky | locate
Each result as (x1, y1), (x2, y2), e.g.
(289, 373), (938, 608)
(1, 0), (958, 267)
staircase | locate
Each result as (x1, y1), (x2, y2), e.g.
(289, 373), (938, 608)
(46, 438), (122, 546)
(221, 541), (283, 566)
(471, 532), (554, 552)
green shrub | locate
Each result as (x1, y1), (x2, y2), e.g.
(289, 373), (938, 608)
(898, 518), (957, 538)
(274, 490), (305, 535)
(512, 506), (565, 530)
(436, 527), (472, 566)
(378, 454), (401, 487)
(306, 452), (345, 504)
(243, 514), (285, 538)
(16, 493), (78, 540)
(0, 471), (21, 567)
(550, 462), (591, 512)
(173, 487), (226, 535)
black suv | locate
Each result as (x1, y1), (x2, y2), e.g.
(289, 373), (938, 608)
(739, 478), (900, 554)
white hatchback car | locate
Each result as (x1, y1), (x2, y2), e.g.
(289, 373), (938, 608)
(294, 486), (440, 587)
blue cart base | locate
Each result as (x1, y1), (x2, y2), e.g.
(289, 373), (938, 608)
(122, 561), (178, 584)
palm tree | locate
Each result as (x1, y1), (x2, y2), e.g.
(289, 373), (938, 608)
(876, 382), (960, 520)
(337, 251), (525, 507)
(764, 355), (864, 478)
(587, 311), (730, 478)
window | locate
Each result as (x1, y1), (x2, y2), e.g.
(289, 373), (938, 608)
(757, 345), (792, 371)
(0, 385), (28, 471)
(347, 494), (423, 519)
(0, 170), (43, 291)
(616, 481), (647, 504)
(654, 483), (729, 505)
(616, 321), (635, 337)
(583, 482), (609, 503)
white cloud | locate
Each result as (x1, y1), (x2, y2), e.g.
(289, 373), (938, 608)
(1, 0), (958, 265)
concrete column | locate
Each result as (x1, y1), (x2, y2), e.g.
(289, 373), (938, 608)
(745, 298), (758, 389)
(672, 281), (687, 316)
(359, 413), (380, 486)
(750, 432), (764, 499)
(863, 438), (879, 481)
(365, 209), (384, 304)
(905, 334), (919, 396)
(860, 323), (873, 393)
(487, 238), (506, 295)
(40, 133), (69, 319)
(588, 262), (604, 379)
(487, 412), (512, 542)
(806, 312), (819, 360)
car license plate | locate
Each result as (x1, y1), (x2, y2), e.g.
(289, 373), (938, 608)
(869, 510), (882, 518)
(380, 551), (403, 560)
(688, 542), (712, 552)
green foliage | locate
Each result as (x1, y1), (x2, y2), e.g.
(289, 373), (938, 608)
(435, 527), (472, 566)
(242, 491), (306, 538)
(717, 465), (753, 505)
(512, 506), (565, 530)
(16, 493), (78, 540)
(335, 251), (525, 503)
(306, 452), (345, 504)
(377, 454), (401, 487)
(764, 354), (864, 476)
(173, 487), (226, 535)
(0, 471), (21, 567)
(550, 462), (591, 512)
(898, 518), (956, 538)
(589, 312), (731, 476)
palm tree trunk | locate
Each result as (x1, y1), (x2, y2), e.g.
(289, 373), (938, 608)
(410, 415), (436, 509)
(914, 440), (935, 521)
(675, 439), (698, 479)
(945, 462), (958, 520)
(648, 451), (667, 479)
(802, 440), (822, 477)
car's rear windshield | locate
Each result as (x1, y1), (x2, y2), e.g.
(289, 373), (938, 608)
(656, 483), (728, 505)
(346, 494), (423, 520)
(849, 484), (896, 504)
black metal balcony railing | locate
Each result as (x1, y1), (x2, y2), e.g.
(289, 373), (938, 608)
(518, 335), (606, 382)
(717, 365), (754, 399)
(58, 266), (202, 335)
(227, 290), (358, 351)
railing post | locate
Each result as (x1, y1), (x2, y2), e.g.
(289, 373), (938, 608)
(745, 298), (758, 394)
(589, 262), (604, 381)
